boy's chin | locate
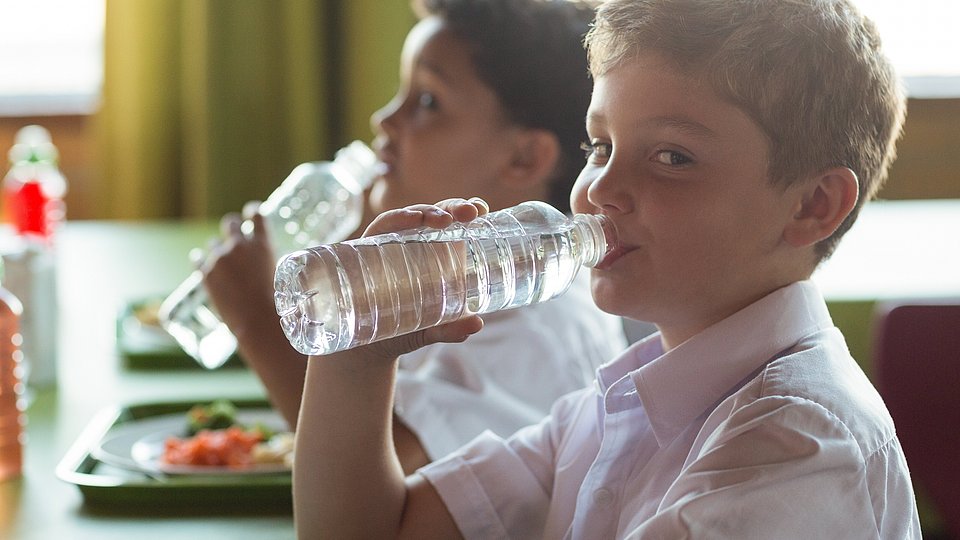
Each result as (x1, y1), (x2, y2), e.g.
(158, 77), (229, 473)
(589, 277), (633, 317)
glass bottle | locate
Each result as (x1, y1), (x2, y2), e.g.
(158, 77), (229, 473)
(0, 259), (25, 481)
(274, 201), (616, 355)
(159, 141), (380, 369)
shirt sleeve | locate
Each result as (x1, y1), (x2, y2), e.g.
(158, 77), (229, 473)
(394, 287), (623, 459)
(418, 389), (593, 539)
(626, 396), (920, 540)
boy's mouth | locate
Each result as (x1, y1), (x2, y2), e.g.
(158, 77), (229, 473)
(595, 245), (629, 270)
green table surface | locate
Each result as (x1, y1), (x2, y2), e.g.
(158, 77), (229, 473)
(2, 220), (294, 540)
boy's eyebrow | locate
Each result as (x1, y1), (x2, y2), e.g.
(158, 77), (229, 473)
(585, 112), (719, 140)
(584, 110), (606, 131)
(647, 116), (718, 139)
(417, 58), (456, 85)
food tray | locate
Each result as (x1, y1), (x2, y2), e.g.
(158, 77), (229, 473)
(116, 297), (244, 370)
(56, 399), (291, 513)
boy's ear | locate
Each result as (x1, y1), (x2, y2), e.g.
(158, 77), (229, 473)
(500, 129), (561, 189)
(783, 167), (859, 248)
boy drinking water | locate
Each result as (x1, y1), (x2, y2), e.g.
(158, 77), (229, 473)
(293, 0), (920, 537)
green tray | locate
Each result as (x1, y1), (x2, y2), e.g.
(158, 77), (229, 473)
(117, 297), (244, 370)
(56, 399), (291, 514)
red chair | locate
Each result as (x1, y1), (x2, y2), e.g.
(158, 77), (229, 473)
(873, 300), (960, 539)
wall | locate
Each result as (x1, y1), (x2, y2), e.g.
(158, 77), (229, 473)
(878, 98), (960, 200)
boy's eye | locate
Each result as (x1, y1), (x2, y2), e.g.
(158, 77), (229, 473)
(580, 140), (612, 161)
(417, 92), (438, 110)
(654, 150), (691, 166)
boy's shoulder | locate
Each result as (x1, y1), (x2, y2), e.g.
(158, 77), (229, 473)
(749, 328), (896, 459)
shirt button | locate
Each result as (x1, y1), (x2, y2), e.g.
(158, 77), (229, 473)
(593, 488), (614, 506)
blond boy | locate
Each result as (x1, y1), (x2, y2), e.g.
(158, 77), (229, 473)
(293, 0), (920, 538)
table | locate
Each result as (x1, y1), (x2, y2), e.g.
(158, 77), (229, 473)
(1, 221), (294, 540)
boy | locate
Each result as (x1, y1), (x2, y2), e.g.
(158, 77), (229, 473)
(292, 0), (921, 537)
(202, 0), (625, 474)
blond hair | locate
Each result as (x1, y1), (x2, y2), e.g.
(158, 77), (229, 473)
(586, 0), (907, 260)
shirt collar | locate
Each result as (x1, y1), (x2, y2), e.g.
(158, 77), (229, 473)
(598, 281), (834, 447)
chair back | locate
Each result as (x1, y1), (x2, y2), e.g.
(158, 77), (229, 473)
(873, 300), (960, 538)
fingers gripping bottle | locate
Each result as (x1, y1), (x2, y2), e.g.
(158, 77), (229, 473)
(159, 141), (380, 369)
(274, 201), (616, 355)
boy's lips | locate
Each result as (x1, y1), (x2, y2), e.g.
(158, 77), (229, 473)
(373, 143), (397, 176)
(595, 245), (630, 270)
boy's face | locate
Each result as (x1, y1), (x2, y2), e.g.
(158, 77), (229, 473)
(572, 53), (802, 348)
(368, 17), (521, 215)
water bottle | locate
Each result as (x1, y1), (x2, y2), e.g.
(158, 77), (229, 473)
(2, 125), (67, 241)
(274, 201), (616, 355)
(159, 141), (380, 369)
(0, 259), (25, 481)
(2, 125), (63, 391)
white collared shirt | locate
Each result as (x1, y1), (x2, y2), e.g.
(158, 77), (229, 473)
(420, 281), (921, 539)
(394, 271), (628, 459)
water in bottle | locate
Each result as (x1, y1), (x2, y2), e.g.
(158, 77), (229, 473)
(274, 201), (616, 355)
(159, 141), (380, 369)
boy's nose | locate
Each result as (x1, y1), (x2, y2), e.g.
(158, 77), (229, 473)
(370, 96), (402, 136)
(587, 166), (631, 215)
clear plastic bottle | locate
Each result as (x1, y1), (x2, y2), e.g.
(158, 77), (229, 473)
(274, 201), (616, 355)
(0, 259), (25, 481)
(2, 125), (67, 241)
(159, 141), (380, 369)
(2, 125), (62, 391)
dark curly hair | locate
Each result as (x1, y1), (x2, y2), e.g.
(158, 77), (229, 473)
(413, 0), (597, 214)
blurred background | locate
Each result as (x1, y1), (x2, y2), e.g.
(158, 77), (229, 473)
(0, 0), (957, 221)
(0, 0), (415, 220)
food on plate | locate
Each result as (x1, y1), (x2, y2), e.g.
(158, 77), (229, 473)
(131, 298), (163, 328)
(163, 426), (264, 467)
(252, 432), (295, 468)
(162, 400), (293, 469)
(186, 399), (239, 435)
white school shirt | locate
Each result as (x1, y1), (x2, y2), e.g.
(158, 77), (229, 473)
(394, 271), (628, 459)
(420, 281), (921, 539)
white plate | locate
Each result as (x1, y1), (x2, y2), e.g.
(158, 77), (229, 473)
(92, 408), (290, 476)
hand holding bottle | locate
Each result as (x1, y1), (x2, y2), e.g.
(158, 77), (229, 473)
(275, 198), (615, 356)
(159, 141), (380, 369)
(335, 198), (489, 361)
(201, 202), (278, 346)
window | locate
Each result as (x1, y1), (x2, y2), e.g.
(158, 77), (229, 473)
(854, 0), (960, 97)
(0, 0), (956, 115)
(0, 0), (105, 115)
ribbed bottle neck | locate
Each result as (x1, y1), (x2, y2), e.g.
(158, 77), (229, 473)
(332, 141), (380, 191)
(572, 213), (616, 268)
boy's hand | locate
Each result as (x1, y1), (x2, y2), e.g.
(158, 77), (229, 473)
(360, 196), (489, 237)
(342, 197), (489, 361)
(202, 201), (277, 342)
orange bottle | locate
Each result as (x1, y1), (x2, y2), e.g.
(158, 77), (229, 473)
(0, 259), (24, 481)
